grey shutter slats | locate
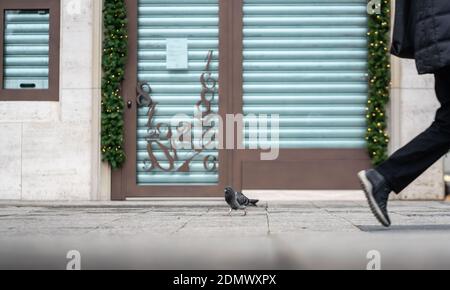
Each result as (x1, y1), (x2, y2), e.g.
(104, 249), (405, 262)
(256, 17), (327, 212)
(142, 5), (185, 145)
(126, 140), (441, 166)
(243, 0), (368, 149)
(3, 10), (50, 89)
(137, 0), (220, 185)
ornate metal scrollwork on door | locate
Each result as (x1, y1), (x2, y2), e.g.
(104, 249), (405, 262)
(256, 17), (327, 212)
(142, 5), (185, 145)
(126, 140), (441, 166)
(139, 50), (219, 174)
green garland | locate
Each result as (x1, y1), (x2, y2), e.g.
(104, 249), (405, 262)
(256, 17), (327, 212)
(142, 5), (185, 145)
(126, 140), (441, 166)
(367, 0), (391, 165)
(101, 0), (128, 169)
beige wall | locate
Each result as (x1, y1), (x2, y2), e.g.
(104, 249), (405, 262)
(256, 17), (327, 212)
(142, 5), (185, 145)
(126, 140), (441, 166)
(0, 0), (105, 200)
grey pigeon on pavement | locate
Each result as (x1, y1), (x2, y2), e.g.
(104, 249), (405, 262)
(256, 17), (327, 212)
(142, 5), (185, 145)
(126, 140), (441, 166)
(224, 187), (259, 216)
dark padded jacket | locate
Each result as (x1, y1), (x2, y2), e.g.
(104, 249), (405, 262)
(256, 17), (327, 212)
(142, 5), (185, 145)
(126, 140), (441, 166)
(391, 0), (450, 74)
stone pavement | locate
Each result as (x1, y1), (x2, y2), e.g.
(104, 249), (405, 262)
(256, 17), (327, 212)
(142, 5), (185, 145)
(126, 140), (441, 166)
(1, 200), (450, 236)
(1, 200), (450, 269)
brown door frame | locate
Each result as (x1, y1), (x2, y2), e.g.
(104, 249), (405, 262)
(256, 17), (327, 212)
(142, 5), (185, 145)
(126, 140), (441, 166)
(112, 0), (234, 199)
(230, 1), (372, 190)
(112, 0), (371, 200)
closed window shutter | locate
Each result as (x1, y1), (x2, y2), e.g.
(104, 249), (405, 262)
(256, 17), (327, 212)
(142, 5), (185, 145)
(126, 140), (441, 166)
(3, 10), (50, 89)
(137, 0), (219, 185)
(243, 0), (368, 149)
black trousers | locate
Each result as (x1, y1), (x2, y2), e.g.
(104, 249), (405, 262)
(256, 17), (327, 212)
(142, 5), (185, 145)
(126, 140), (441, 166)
(377, 67), (450, 193)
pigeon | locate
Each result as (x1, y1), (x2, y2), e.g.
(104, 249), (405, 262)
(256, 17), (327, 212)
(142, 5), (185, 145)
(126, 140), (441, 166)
(224, 187), (259, 216)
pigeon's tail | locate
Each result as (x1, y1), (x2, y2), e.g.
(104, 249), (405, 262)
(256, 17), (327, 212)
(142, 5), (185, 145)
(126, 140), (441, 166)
(248, 199), (259, 207)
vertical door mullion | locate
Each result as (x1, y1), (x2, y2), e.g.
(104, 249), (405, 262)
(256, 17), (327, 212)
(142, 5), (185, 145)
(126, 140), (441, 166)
(230, 0), (244, 190)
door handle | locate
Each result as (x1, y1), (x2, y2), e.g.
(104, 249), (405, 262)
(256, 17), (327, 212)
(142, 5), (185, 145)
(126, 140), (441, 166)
(127, 100), (133, 109)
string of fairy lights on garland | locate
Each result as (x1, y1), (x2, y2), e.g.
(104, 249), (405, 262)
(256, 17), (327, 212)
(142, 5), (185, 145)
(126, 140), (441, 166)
(367, 0), (391, 165)
(101, 0), (128, 168)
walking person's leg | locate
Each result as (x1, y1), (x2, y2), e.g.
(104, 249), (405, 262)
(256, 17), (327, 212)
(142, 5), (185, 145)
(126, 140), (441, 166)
(378, 67), (450, 193)
(359, 66), (450, 227)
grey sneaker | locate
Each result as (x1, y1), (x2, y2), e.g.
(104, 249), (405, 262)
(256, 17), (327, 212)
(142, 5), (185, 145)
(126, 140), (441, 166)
(358, 169), (392, 227)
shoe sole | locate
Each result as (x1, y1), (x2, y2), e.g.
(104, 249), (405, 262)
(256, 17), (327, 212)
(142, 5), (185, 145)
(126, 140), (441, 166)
(358, 171), (391, 228)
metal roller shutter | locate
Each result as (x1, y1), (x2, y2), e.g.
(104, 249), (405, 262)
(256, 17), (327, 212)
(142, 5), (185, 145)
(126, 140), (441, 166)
(3, 10), (50, 89)
(137, 0), (220, 185)
(243, 0), (368, 149)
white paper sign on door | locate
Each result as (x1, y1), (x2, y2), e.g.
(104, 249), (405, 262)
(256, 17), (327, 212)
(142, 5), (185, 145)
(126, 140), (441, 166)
(166, 38), (188, 70)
